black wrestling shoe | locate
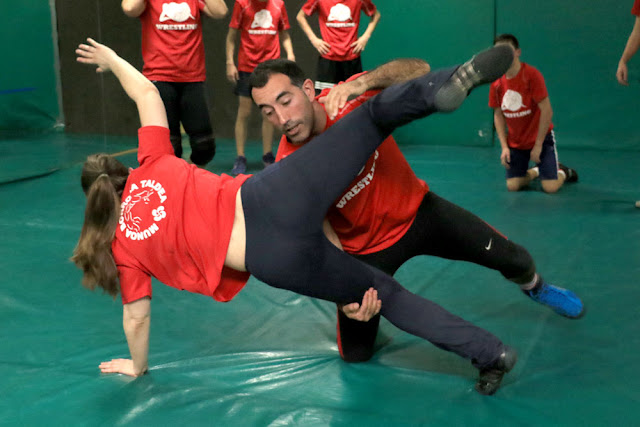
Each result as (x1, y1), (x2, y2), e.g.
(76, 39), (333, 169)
(475, 346), (518, 396)
(558, 163), (579, 183)
(434, 44), (514, 112)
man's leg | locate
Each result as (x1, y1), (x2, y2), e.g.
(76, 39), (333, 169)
(180, 82), (216, 167)
(153, 81), (183, 158)
(315, 56), (339, 96)
(261, 117), (275, 167)
(232, 95), (252, 175)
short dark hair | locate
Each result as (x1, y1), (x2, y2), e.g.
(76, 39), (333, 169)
(249, 59), (307, 94)
(494, 34), (519, 50)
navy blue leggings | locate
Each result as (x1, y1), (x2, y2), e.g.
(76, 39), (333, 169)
(241, 68), (504, 368)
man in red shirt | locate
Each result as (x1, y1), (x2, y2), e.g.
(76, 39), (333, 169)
(616, 0), (640, 208)
(249, 57), (584, 371)
(226, 0), (295, 175)
(122, 0), (228, 167)
(489, 34), (578, 193)
(297, 0), (381, 94)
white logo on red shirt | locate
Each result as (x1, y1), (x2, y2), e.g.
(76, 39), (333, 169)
(336, 150), (378, 208)
(327, 4), (356, 27)
(501, 89), (532, 118)
(119, 179), (168, 241)
(159, 2), (195, 22)
(249, 9), (277, 34)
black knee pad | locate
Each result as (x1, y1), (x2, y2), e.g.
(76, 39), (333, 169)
(170, 134), (183, 159)
(336, 308), (380, 362)
(190, 134), (216, 166)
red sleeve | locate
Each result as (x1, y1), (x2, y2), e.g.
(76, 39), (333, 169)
(137, 126), (174, 166)
(301, 0), (318, 16)
(361, 0), (377, 17)
(118, 265), (152, 304)
(229, 0), (243, 29)
(529, 67), (549, 104)
(279, 1), (291, 31)
(632, 0), (640, 16)
(488, 80), (500, 108)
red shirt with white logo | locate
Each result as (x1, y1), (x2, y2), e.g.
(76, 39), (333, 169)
(139, 0), (207, 82)
(275, 75), (429, 255)
(301, 0), (377, 61)
(229, 0), (290, 72)
(489, 62), (553, 150)
(113, 126), (250, 305)
(633, 0), (640, 16)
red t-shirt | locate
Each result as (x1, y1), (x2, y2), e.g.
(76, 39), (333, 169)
(139, 0), (207, 82)
(113, 126), (251, 305)
(489, 62), (553, 150)
(229, 0), (290, 72)
(275, 75), (429, 255)
(301, 0), (377, 61)
(632, 0), (640, 16)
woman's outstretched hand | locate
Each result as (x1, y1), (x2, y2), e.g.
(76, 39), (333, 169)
(76, 38), (117, 73)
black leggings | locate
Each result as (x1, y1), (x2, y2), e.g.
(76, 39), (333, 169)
(241, 67), (504, 369)
(153, 81), (216, 165)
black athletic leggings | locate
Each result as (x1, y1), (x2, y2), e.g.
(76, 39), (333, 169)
(241, 67), (504, 369)
(153, 81), (215, 165)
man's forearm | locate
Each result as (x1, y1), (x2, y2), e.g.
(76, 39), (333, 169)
(281, 32), (295, 59)
(355, 58), (430, 91)
(534, 101), (553, 147)
(296, 9), (319, 43)
(621, 16), (640, 64)
(360, 10), (381, 40)
(493, 110), (509, 150)
(226, 30), (237, 64)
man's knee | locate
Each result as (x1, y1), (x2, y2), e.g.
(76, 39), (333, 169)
(541, 180), (562, 193)
(506, 179), (523, 192)
(190, 134), (216, 166)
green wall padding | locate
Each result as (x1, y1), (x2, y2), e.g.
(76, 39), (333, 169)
(0, 0), (60, 131)
(496, 0), (640, 150)
(362, 0), (496, 147)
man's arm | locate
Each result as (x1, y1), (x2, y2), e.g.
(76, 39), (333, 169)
(296, 9), (331, 55)
(122, 0), (146, 18)
(99, 297), (151, 377)
(530, 97), (553, 164)
(280, 30), (295, 62)
(202, 0), (228, 19)
(320, 58), (430, 119)
(351, 9), (381, 54)
(493, 108), (511, 168)
(76, 38), (168, 128)
(617, 16), (640, 86)
(225, 28), (239, 83)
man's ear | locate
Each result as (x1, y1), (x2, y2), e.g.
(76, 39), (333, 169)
(302, 78), (316, 101)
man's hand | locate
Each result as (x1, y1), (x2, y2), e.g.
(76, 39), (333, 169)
(500, 148), (511, 169)
(530, 145), (542, 164)
(99, 358), (146, 377)
(76, 38), (117, 73)
(351, 35), (370, 55)
(318, 79), (366, 120)
(341, 288), (381, 322)
(226, 63), (239, 83)
(312, 37), (331, 56)
(617, 61), (629, 86)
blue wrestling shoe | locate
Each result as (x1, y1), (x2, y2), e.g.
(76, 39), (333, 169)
(435, 44), (514, 112)
(524, 282), (585, 318)
(475, 346), (518, 396)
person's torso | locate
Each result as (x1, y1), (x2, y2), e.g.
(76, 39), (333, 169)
(140, 0), (206, 82)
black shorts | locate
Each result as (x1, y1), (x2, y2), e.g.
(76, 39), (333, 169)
(315, 57), (363, 92)
(234, 71), (253, 97)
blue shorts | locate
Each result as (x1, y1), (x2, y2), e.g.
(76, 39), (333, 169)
(506, 131), (558, 180)
(234, 71), (252, 97)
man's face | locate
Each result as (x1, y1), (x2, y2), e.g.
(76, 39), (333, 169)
(251, 73), (316, 143)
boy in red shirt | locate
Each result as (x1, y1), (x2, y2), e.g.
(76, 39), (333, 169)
(489, 34), (578, 193)
(251, 57), (584, 378)
(226, 0), (295, 175)
(616, 0), (640, 208)
(297, 0), (381, 94)
(122, 0), (228, 167)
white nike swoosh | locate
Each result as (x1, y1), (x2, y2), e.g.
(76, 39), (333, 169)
(485, 239), (492, 250)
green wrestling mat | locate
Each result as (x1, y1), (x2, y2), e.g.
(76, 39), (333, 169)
(1, 134), (639, 425)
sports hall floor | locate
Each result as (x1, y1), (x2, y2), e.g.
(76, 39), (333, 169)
(1, 132), (638, 426)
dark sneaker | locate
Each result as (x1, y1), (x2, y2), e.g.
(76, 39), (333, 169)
(231, 156), (247, 176)
(262, 151), (275, 167)
(475, 346), (518, 396)
(435, 44), (514, 112)
(558, 163), (578, 183)
(524, 282), (585, 318)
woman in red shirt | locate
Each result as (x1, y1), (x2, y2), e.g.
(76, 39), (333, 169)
(73, 39), (516, 395)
